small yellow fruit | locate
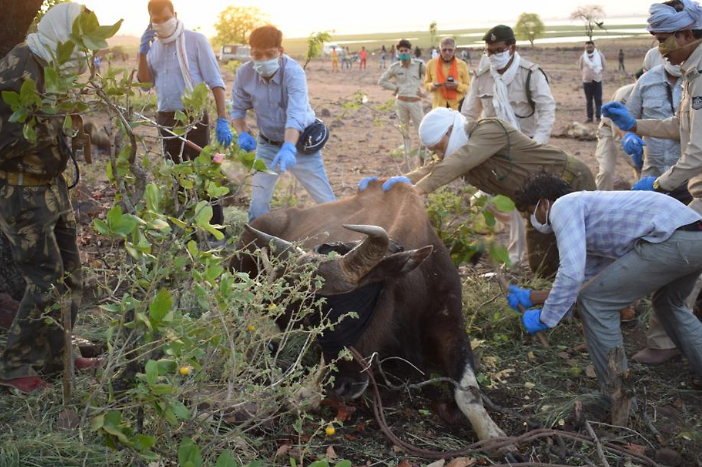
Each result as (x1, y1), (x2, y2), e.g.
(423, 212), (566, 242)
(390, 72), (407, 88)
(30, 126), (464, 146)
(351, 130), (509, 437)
(179, 366), (192, 376)
(325, 425), (335, 436)
(268, 303), (277, 309)
(247, 324), (256, 332)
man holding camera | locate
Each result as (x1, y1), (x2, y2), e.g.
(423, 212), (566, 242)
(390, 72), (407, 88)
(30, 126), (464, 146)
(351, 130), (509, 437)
(425, 37), (471, 110)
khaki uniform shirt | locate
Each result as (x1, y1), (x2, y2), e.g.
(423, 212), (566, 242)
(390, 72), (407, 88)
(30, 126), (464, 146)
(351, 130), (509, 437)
(0, 44), (66, 178)
(405, 118), (595, 199)
(424, 57), (470, 109)
(636, 42), (702, 211)
(595, 84), (637, 184)
(378, 59), (426, 98)
(460, 58), (556, 144)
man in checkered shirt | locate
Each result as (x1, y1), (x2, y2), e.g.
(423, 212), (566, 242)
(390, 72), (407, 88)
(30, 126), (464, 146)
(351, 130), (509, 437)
(507, 173), (702, 391)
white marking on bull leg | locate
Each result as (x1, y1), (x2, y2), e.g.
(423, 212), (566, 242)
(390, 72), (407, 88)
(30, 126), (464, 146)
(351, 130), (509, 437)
(454, 362), (506, 440)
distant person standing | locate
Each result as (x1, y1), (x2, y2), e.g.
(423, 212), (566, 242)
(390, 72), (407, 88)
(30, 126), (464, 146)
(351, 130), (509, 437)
(424, 37), (470, 110)
(618, 48), (626, 72)
(390, 44), (397, 63)
(431, 47), (439, 59)
(461, 48), (472, 66)
(339, 47), (348, 70)
(358, 47), (368, 69)
(579, 40), (606, 123)
(378, 39), (427, 168)
(380, 45), (387, 69)
(331, 47), (339, 72)
(414, 45), (422, 59)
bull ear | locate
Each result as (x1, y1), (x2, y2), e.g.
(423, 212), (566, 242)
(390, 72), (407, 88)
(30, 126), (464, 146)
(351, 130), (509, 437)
(356, 245), (434, 287)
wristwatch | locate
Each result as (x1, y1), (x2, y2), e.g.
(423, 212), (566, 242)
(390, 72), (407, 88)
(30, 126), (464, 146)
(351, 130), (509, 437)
(652, 178), (668, 194)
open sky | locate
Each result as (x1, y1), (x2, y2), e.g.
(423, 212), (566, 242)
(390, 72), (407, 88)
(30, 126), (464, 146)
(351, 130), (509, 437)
(88, 0), (651, 39)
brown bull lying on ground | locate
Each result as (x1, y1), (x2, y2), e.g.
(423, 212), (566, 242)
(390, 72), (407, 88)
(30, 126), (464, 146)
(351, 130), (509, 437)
(230, 180), (505, 442)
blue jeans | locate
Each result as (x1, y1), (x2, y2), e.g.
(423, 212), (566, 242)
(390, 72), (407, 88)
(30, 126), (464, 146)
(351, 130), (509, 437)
(577, 230), (702, 390)
(583, 81), (603, 120)
(249, 138), (336, 221)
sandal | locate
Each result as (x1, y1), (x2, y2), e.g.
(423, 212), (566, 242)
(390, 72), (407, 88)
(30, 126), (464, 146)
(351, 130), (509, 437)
(0, 376), (52, 393)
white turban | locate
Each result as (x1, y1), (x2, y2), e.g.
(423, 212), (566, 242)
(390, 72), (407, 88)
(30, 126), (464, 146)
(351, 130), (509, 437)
(27, 3), (87, 75)
(647, 0), (702, 33)
(419, 108), (469, 158)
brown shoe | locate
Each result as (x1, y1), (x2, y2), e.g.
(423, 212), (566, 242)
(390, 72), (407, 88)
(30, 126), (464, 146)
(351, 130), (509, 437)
(620, 302), (638, 322)
(631, 347), (681, 365)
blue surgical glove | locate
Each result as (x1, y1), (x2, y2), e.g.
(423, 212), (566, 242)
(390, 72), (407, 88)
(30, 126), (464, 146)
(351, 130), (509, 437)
(382, 176), (413, 192)
(631, 175), (656, 191)
(215, 118), (233, 148)
(271, 142), (297, 172)
(237, 132), (257, 152)
(358, 176), (378, 191)
(522, 308), (549, 335)
(601, 102), (636, 131)
(139, 28), (157, 55)
(507, 285), (533, 311)
(621, 133), (646, 169)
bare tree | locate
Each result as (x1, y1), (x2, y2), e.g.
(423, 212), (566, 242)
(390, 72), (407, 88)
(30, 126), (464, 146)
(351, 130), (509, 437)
(0, 0), (44, 58)
(570, 5), (606, 41)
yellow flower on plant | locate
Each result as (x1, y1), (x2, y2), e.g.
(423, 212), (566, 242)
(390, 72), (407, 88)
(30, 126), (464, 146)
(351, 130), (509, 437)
(248, 324), (256, 332)
(179, 366), (192, 376)
(325, 425), (335, 436)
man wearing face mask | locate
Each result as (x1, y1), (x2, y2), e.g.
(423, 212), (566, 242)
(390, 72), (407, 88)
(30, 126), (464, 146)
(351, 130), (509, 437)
(0, 3), (100, 392)
(579, 41), (607, 123)
(379, 39), (427, 167)
(230, 25), (336, 221)
(424, 37), (470, 110)
(604, 0), (702, 215)
(358, 108), (595, 276)
(508, 173), (702, 393)
(460, 25), (556, 267)
(138, 0), (231, 229)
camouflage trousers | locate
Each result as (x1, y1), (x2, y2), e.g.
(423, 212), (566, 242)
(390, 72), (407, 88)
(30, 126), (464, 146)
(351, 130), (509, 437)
(0, 176), (82, 379)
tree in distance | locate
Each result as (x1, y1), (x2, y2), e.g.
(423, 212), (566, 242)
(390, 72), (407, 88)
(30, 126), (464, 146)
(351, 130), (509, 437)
(429, 21), (438, 48)
(514, 12), (545, 47)
(570, 5), (606, 41)
(213, 5), (267, 47)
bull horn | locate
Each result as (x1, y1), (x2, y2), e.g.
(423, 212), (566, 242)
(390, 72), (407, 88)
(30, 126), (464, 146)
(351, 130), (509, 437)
(244, 224), (302, 258)
(338, 224), (390, 283)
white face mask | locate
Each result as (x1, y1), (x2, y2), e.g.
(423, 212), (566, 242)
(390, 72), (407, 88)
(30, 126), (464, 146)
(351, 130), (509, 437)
(664, 59), (682, 77)
(530, 199), (553, 234)
(253, 57), (280, 77)
(488, 50), (512, 71)
(153, 17), (177, 38)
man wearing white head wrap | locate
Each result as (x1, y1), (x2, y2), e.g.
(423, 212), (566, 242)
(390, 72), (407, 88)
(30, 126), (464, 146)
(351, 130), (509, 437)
(388, 111), (596, 276)
(0, 2), (100, 393)
(26, 2), (88, 75)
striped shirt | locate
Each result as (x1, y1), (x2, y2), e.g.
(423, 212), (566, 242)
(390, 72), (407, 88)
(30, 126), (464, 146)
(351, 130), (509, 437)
(541, 191), (701, 327)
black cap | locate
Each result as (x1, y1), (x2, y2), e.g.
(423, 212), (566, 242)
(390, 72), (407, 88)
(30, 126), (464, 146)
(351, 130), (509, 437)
(483, 25), (515, 43)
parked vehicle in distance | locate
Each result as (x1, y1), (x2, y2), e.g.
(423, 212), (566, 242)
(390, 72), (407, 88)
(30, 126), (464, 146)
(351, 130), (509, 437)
(322, 42), (340, 57)
(219, 44), (251, 64)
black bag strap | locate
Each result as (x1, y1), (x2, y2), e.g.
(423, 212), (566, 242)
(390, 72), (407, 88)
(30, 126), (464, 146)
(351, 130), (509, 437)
(515, 66), (549, 119)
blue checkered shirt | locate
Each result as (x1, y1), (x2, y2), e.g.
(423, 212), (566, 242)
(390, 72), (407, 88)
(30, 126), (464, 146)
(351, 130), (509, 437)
(540, 191), (701, 327)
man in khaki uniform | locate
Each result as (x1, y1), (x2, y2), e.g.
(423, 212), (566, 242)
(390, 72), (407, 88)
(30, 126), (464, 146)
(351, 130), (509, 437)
(595, 83), (638, 190)
(364, 108), (595, 276)
(460, 25), (556, 266)
(424, 37), (470, 109)
(379, 39), (427, 168)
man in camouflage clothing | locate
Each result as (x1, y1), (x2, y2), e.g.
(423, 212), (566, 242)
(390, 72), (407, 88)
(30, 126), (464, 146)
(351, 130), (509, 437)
(0, 3), (98, 393)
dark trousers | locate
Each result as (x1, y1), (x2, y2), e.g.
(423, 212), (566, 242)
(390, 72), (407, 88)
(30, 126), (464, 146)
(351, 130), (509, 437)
(156, 111), (223, 226)
(583, 81), (603, 120)
(0, 176), (82, 379)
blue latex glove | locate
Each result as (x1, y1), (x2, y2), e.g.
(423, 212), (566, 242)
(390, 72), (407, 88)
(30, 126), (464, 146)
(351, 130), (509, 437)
(139, 28), (157, 55)
(522, 308), (549, 335)
(358, 176), (378, 191)
(601, 102), (636, 131)
(215, 118), (233, 148)
(631, 175), (656, 191)
(271, 142), (297, 172)
(507, 285), (533, 311)
(621, 133), (646, 169)
(237, 132), (256, 152)
(382, 176), (413, 192)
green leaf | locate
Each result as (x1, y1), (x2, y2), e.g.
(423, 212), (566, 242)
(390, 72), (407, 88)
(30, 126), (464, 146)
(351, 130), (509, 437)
(94, 20), (124, 40)
(156, 359), (178, 374)
(489, 242), (512, 267)
(334, 462), (352, 467)
(170, 400), (191, 420)
(1, 90), (20, 109)
(133, 434), (156, 452)
(19, 78), (40, 107)
(151, 384), (174, 396)
(195, 202), (213, 228)
(492, 195), (516, 213)
(149, 288), (173, 324)
(178, 438), (203, 467)
(22, 122), (37, 143)
(83, 35), (108, 51)
(215, 451), (240, 467)
(145, 360), (158, 386)
(44, 67), (60, 94)
(56, 41), (76, 65)
(145, 183), (160, 212)
(9, 108), (28, 124)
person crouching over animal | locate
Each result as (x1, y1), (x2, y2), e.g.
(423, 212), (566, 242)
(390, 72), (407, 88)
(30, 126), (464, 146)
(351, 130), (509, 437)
(359, 108), (596, 277)
(507, 173), (702, 392)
